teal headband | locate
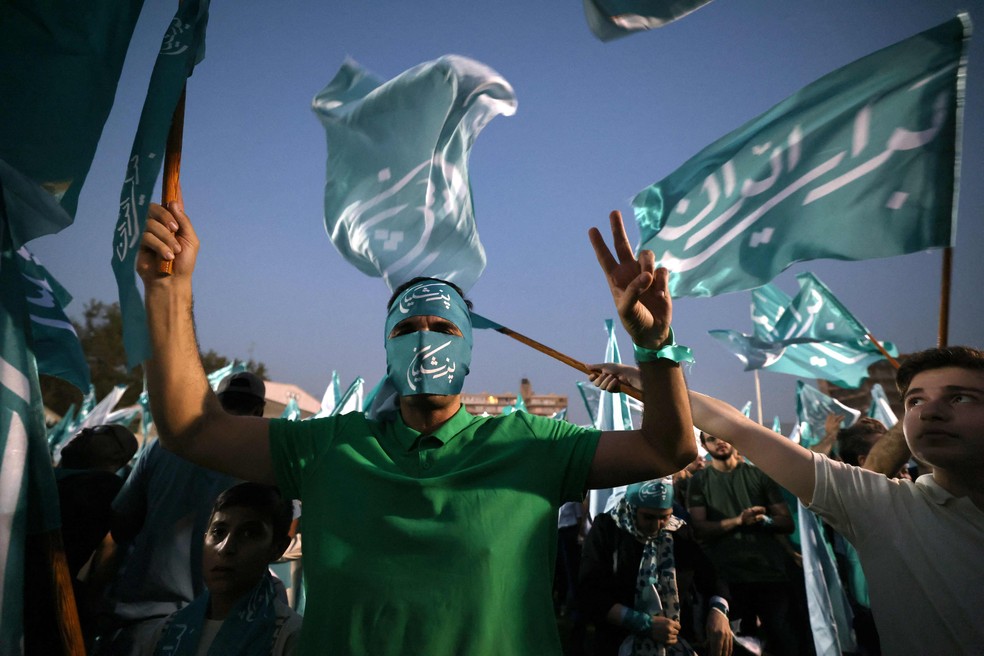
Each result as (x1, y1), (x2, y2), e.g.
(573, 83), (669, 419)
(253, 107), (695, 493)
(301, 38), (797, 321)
(625, 477), (674, 510)
(384, 281), (473, 346)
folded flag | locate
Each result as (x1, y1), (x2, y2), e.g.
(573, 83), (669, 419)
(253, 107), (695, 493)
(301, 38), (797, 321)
(313, 55), (516, 293)
(634, 14), (968, 297)
(867, 383), (899, 428)
(795, 381), (860, 448)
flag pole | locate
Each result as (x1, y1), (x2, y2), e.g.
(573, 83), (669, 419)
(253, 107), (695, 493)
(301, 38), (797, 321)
(489, 324), (643, 402)
(42, 529), (86, 655)
(753, 370), (764, 425)
(938, 247), (952, 348)
(865, 333), (900, 369)
(157, 86), (186, 276)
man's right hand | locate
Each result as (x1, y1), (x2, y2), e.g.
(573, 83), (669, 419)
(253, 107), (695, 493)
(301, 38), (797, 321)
(137, 201), (199, 284)
(650, 616), (681, 645)
(738, 506), (768, 526)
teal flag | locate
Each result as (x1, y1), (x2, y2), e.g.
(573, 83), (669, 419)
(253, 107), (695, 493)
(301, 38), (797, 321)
(583, 0), (713, 41)
(795, 381), (860, 447)
(633, 15), (968, 297)
(740, 401), (752, 418)
(867, 383), (899, 428)
(12, 247), (90, 392)
(798, 502), (857, 656)
(112, 0), (210, 369)
(576, 381), (602, 427)
(0, 0), (145, 244)
(771, 415), (782, 434)
(47, 404), (76, 454)
(314, 370), (343, 418)
(312, 55), (517, 293)
(750, 283), (791, 341)
(207, 360), (247, 391)
(0, 250), (61, 652)
(330, 377), (364, 417)
(281, 397), (301, 421)
(773, 273), (871, 344)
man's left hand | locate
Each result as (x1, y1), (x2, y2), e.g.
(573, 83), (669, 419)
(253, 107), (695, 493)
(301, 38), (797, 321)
(705, 609), (733, 656)
(589, 210), (672, 350)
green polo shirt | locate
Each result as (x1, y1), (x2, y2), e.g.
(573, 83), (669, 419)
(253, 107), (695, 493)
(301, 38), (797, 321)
(270, 406), (601, 655)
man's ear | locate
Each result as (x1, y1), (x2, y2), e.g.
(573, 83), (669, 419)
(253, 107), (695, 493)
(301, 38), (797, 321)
(268, 535), (292, 563)
(857, 454), (868, 467)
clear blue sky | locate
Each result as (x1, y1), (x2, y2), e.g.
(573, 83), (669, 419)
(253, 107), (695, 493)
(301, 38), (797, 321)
(31, 1), (984, 426)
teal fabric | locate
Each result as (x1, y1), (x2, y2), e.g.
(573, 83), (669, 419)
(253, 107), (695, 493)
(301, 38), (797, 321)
(0, 0), (145, 239)
(269, 407), (600, 655)
(384, 280), (473, 344)
(867, 383), (899, 428)
(795, 381), (861, 448)
(710, 273), (899, 388)
(10, 247), (89, 392)
(112, 0), (210, 369)
(0, 249), (62, 652)
(633, 15), (967, 298)
(583, 0), (713, 41)
(312, 56), (516, 293)
(154, 572), (284, 656)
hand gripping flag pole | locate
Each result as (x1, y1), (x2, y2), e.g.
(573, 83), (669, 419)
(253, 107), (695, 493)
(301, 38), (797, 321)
(158, 87), (185, 276)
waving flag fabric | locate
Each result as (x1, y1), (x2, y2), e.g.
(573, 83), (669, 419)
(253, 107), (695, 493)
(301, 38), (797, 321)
(867, 383), (899, 428)
(583, 0), (713, 41)
(773, 273), (871, 344)
(0, 250), (60, 652)
(633, 15), (968, 297)
(0, 0), (145, 246)
(795, 381), (860, 448)
(113, 0), (211, 369)
(313, 55), (517, 293)
(12, 247), (90, 392)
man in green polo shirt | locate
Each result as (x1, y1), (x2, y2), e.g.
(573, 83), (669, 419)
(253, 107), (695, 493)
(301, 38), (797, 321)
(137, 204), (696, 655)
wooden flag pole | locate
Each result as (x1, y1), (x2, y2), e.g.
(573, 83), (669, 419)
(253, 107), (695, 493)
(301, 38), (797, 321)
(158, 86), (186, 276)
(866, 333), (901, 369)
(44, 529), (86, 655)
(489, 324), (643, 402)
(938, 247), (953, 348)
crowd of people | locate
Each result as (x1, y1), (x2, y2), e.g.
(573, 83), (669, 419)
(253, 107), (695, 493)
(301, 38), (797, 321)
(24, 205), (984, 655)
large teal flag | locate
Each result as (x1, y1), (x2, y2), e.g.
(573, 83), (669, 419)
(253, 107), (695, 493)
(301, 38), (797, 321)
(583, 0), (713, 41)
(0, 250), (60, 652)
(113, 0), (210, 369)
(0, 0), (145, 245)
(312, 55), (517, 293)
(12, 247), (90, 392)
(633, 15), (968, 297)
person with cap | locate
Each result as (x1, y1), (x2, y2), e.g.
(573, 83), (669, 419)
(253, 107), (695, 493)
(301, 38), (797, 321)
(92, 372), (266, 655)
(579, 478), (733, 656)
(23, 425), (140, 652)
(135, 204), (696, 655)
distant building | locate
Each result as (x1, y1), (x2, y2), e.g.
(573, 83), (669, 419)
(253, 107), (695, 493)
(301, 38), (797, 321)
(262, 380), (321, 419)
(462, 378), (567, 417)
(817, 357), (904, 419)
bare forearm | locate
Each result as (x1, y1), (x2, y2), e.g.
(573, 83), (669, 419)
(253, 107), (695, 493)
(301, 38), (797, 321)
(639, 360), (697, 470)
(692, 516), (741, 538)
(862, 421), (909, 476)
(143, 279), (218, 455)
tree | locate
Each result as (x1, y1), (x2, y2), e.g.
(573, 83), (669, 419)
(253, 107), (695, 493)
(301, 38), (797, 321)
(40, 300), (267, 417)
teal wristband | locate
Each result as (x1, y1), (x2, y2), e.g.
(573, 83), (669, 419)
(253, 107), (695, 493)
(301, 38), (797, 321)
(620, 607), (653, 634)
(633, 328), (694, 364)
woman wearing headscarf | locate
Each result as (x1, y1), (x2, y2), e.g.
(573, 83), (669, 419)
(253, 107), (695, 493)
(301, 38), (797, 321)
(579, 478), (733, 656)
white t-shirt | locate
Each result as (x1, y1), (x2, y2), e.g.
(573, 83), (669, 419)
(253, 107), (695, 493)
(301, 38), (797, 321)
(808, 453), (984, 655)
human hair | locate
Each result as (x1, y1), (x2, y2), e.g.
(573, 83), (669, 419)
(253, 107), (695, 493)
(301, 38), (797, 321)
(896, 346), (984, 397)
(211, 483), (293, 541)
(59, 425), (138, 471)
(698, 431), (711, 446)
(387, 277), (473, 311)
(836, 417), (887, 466)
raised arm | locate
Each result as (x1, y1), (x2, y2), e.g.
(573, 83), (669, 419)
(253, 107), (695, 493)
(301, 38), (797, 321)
(137, 201), (275, 483)
(586, 211), (696, 488)
(861, 420), (910, 476)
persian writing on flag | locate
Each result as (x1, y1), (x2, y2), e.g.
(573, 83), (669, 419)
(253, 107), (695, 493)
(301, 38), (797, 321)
(633, 14), (968, 297)
(12, 247), (90, 392)
(312, 55), (517, 293)
(582, 0), (713, 41)
(112, 0), (210, 370)
(0, 250), (61, 652)
(0, 0), (144, 246)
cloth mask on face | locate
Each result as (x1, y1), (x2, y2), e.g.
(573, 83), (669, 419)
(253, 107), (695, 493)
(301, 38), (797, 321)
(384, 281), (473, 396)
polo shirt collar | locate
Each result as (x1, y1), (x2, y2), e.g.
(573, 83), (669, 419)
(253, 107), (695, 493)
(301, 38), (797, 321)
(392, 404), (475, 451)
(916, 473), (957, 506)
